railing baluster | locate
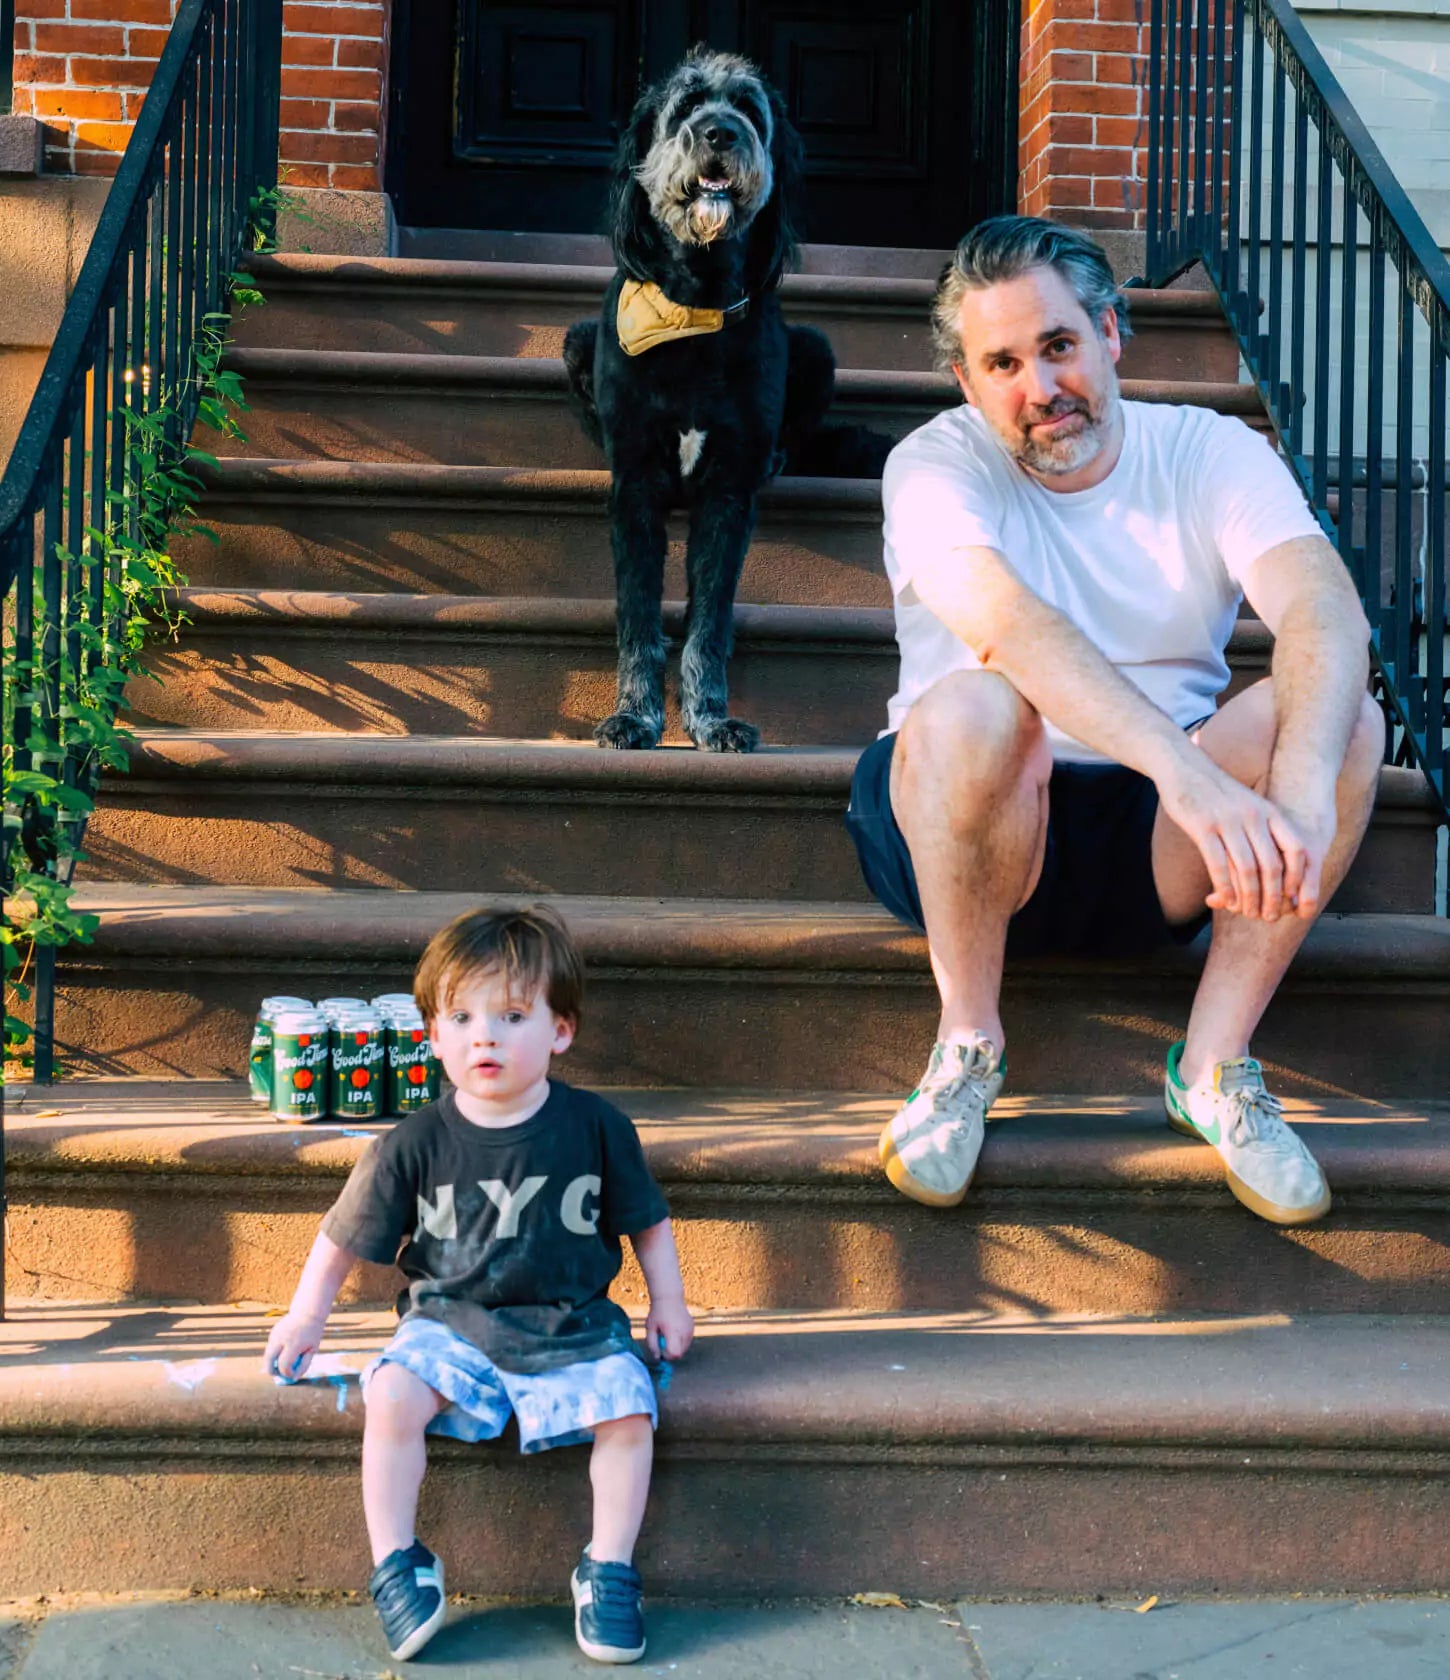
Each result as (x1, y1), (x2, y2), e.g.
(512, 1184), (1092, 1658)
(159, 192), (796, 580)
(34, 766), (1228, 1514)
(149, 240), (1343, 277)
(1208, 0), (1229, 277)
(1193, 0), (1211, 248)
(1244, 7), (1265, 343)
(1394, 279), (1415, 710)
(1223, 0), (1247, 303)
(1288, 88), (1309, 460)
(1336, 171), (1358, 587)
(1266, 60), (1286, 408)
(1427, 324), (1445, 793)
(1176, 0), (1193, 248)
(1365, 218), (1386, 642)
(1311, 123), (1333, 510)
(1148, 0), (1164, 277)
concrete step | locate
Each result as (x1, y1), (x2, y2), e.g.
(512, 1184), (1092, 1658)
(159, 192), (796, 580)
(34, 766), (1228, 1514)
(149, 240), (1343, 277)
(235, 255), (1241, 382)
(4, 1301), (1449, 1597)
(196, 348), (1268, 468)
(83, 736), (1440, 915)
(123, 592), (1276, 743)
(9, 1081), (1449, 1317)
(33, 888), (1450, 1097)
(180, 462), (890, 605)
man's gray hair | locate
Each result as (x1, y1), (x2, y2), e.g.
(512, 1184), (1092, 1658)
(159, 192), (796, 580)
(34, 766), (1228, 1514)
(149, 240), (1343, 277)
(931, 216), (1133, 375)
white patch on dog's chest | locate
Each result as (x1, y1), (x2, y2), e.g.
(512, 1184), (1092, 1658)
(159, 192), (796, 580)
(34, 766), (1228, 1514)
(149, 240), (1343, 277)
(679, 429), (706, 476)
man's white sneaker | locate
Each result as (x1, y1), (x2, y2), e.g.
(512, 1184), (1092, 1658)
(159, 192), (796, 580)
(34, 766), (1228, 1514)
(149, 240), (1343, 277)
(878, 1033), (1005, 1208)
(1164, 1041), (1331, 1225)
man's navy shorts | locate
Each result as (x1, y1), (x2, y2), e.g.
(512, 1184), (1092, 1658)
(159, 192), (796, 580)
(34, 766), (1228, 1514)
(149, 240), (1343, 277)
(845, 732), (1211, 959)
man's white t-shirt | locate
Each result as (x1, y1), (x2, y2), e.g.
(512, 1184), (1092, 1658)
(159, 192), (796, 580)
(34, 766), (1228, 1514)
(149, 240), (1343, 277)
(881, 399), (1325, 762)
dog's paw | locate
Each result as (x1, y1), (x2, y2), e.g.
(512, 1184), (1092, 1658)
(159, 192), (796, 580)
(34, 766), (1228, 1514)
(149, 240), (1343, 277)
(689, 716), (760, 754)
(595, 712), (662, 751)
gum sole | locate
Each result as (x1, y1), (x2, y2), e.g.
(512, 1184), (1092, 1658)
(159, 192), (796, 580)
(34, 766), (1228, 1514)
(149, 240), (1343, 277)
(882, 1146), (971, 1209)
(1165, 1103), (1332, 1225)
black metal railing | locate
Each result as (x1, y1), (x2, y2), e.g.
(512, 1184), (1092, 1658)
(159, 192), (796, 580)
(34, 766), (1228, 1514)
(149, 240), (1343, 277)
(2, 0), (16, 117)
(1, 0), (283, 1084)
(1145, 0), (1448, 829)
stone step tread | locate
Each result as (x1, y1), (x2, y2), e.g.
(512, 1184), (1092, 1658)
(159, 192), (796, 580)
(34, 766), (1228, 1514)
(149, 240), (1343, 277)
(221, 344), (1260, 414)
(10, 1079), (1450, 1196)
(113, 731), (1436, 815)
(164, 588), (1268, 650)
(197, 458), (883, 510)
(37, 887), (1450, 977)
(6, 1301), (1450, 1451)
(243, 255), (1229, 318)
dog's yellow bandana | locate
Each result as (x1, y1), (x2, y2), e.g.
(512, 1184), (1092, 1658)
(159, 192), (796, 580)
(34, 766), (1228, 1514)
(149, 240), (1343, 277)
(616, 280), (746, 357)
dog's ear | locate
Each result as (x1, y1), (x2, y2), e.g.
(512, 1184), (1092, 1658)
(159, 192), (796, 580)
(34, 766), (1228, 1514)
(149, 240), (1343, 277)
(745, 84), (804, 293)
(609, 89), (666, 280)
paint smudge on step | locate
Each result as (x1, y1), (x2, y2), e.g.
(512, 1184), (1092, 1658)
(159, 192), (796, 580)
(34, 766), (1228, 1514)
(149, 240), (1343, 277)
(163, 1358), (219, 1392)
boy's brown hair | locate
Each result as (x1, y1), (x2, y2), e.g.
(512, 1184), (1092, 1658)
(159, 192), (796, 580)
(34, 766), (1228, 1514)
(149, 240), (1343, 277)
(413, 904), (585, 1026)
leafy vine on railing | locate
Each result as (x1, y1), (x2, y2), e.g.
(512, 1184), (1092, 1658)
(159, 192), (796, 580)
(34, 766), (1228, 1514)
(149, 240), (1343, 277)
(1, 197), (289, 1068)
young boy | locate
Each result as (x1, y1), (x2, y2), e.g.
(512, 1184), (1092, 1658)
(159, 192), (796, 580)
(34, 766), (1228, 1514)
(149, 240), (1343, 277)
(263, 905), (693, 1665)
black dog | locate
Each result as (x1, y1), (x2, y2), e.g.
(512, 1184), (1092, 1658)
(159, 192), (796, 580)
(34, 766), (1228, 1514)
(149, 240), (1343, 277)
(563, 47), (883, 752)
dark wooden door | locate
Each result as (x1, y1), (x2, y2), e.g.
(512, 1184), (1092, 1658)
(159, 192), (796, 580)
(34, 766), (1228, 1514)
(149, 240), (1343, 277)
(387, 0), (1017, 246)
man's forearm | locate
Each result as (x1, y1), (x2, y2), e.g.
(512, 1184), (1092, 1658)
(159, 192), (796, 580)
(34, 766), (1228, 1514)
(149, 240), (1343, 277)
(1264, 590), (1370, 816)
(978, 589), (1194, 782)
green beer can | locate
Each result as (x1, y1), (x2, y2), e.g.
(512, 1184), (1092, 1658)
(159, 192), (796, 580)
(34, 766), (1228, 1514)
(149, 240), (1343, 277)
(387, 1015), (440, 1115)
(318, 997), (369, 1022)
(329, 1013), (385, 1121)
(250, 995), (314, 1104)
(270, 1011), (331, 1122)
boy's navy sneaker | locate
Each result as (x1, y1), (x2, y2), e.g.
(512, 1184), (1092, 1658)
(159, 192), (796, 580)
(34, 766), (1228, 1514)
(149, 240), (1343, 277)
(571, 1547), (646, 1663)
(368, 1539), (446, 1660)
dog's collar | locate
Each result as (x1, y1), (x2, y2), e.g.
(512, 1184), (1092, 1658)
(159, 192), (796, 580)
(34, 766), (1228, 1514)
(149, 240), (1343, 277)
(616, 279), (751, 357)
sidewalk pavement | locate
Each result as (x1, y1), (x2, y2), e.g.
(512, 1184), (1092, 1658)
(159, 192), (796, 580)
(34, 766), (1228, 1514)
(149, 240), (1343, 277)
(2, 1593), (1448, 1678)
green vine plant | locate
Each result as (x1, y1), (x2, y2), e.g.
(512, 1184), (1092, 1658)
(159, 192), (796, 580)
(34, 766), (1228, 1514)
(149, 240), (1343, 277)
(3, 182), (296, 1073)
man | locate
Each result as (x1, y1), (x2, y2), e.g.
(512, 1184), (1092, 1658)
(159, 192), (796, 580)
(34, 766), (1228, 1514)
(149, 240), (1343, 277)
(846, 216), (1382, 1225)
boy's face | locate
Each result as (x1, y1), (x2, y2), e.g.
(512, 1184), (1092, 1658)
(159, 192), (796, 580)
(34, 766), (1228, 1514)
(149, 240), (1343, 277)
(430, 967), (574, 1105)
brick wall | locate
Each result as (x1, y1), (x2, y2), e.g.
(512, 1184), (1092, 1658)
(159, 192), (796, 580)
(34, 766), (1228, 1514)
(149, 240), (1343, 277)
(10, 0), (390, 187)
(1018, 0), (1152, 229)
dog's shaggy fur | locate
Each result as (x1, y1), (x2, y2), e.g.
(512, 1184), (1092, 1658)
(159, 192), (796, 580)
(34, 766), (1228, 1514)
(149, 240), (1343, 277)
(563, 47), (886, 752)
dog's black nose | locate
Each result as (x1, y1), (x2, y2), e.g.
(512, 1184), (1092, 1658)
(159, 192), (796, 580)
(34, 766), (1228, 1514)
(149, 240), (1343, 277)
(702, 120), (739, 146)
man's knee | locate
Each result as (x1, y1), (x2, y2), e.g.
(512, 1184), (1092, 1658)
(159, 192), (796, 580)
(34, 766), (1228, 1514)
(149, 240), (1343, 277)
(898, 670), (1048, 786)
(1347, 689), (1384, 785)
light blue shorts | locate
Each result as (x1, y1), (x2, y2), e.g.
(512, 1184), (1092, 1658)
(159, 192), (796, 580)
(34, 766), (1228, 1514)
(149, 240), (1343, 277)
(363, 1315), (658, 1454)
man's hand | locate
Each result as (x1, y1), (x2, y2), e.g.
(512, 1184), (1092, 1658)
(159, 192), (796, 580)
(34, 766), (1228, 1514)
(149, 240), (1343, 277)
(263, 1310), (327, 1382)
(645, 1294), (695, 1363)
(1158, 754), (1321, 922)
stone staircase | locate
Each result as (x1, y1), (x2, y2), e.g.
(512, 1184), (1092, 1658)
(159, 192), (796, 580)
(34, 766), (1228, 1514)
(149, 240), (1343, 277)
(5, 244), (1449, 1600)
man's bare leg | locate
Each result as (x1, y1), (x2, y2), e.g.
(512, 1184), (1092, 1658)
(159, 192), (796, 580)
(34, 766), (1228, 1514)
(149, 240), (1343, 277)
(1153, 679), (1383, 1083)
(890, 669), (1053, 1049)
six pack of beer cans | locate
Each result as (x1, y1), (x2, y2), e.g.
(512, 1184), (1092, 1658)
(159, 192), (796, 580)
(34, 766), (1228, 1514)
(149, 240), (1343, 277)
(250, 994), (442, 1122)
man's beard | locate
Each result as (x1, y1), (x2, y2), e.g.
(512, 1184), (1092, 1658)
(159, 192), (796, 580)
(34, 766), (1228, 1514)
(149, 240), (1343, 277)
(1003, 383), (1120, 477)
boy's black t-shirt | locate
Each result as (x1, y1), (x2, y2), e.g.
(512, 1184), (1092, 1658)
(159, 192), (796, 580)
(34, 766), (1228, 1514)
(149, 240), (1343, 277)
(321, 1080), (669, 1374)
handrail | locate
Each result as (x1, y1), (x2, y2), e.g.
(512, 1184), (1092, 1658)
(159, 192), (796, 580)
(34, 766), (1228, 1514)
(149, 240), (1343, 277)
(1144, 0), (1448, 826)
(2, 0), (284, 1098)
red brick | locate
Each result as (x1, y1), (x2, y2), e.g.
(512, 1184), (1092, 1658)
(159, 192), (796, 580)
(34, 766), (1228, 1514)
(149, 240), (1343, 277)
(1093, 0), (1142, 19)
(282, 65), (380, 99)
(279, 127), (375, 164)
(127, 26), (172, 55)
(336, 36), (383, 69)
(17, 0), (69, 17)
(280, 96), (332, 129)
(1044, 174), (1094, 208)
(71, 0), (174, 21)
(1045, 143), (1135, 176)
(1094, 52), (1142, 84)
(12, 53), (69, 83)
(70, 147), (123, 176)
(1097, 114), (1144, 147)
(1038, 19), (1142, 52)
(282, 34), (337, 66)
(75, 120), (136, 150)
(1057, 82), (1140, 117)
(331, 99), (378, 132)
(276, 161), (332, 188)
(1047, 113), (1094, 145)
(68, 56), (160, 89)
(1093, 174), (1140, 208)
(1076, 206), (1138, 229)
(8, 86), (34, 114)
(33, 22), (128, 52)
(30, 87), (127, 120)
(328, 162), (380, 190)
(287, 4), (384, 37)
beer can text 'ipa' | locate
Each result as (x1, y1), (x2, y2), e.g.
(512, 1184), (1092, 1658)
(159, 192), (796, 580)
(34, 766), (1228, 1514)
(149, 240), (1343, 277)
(271, 1012), (330, 1121)
(250, 996), (313, 1104)
(330, 1015), (385, 1120)
(387, 1016), (441, 1114)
